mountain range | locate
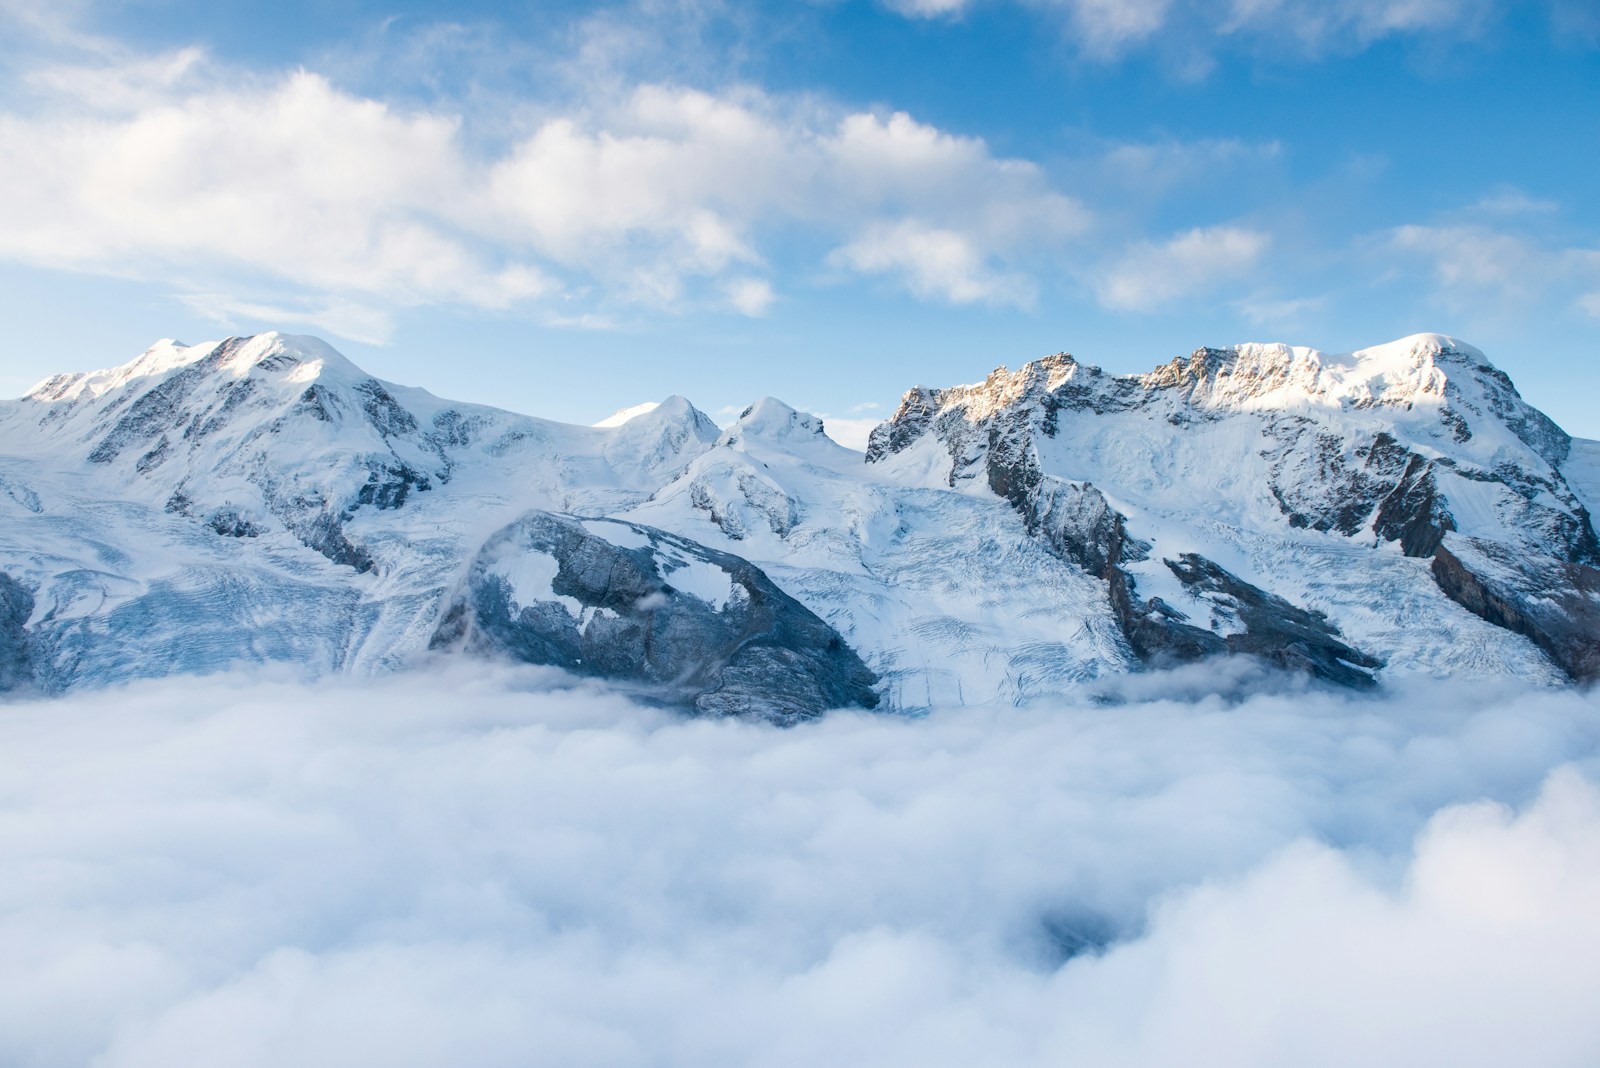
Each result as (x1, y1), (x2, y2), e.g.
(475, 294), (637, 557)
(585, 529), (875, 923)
(1, 331), (1595, 717)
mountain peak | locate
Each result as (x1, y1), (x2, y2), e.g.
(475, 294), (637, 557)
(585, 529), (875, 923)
(722, 397), (827, 445)
(594, 401), (662, 428)
(2, 327), (1596, 706)
(25, 332), (363, 406)
(873, 333), (1565, 468)
(1137, 333), (1501, 407)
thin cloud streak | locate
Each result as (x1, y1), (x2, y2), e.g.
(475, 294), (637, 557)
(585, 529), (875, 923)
(883, 0), (1508, 56)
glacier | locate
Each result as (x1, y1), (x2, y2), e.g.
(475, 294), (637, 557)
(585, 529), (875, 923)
(1, 330), (1596, 711)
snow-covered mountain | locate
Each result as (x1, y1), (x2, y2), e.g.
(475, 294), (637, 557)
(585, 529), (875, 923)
(1, 331), (1595, 713)
(866, 335), (1599, 686)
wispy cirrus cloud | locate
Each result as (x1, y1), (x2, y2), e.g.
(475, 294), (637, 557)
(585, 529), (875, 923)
(1221, 0), (1497, 48)
(1380, 222), (1600, 322)
(1095, 224), (1273, 312)
(878, 0), (1506, 56)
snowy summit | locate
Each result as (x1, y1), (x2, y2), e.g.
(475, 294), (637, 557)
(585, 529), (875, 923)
(0, 331), (1596, 711)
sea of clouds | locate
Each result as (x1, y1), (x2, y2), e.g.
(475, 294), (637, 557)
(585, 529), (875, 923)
(3, 661), (1599, 1067)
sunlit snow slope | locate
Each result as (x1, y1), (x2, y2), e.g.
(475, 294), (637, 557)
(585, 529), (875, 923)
(1, 331), (1594, 708)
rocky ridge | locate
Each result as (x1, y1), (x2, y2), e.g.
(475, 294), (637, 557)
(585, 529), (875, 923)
(0, 331), (1593, 706)
(432, 511), (879, 722)
(866, 334), (1599, 682)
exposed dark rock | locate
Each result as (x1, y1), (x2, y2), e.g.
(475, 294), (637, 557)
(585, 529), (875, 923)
(354, 379), (419, 438)
(1439, 405), (1472, 444)
(1162, 554), (1380, 687)
(1108, 562), (1228, 666)
(429, 409), (479, 448)
(0, 573), (34, 692)
(83, 337), (255, 465)
(432, 511), (880, 722)
(1456, 354), (1570, 467)
(866, 388), (939, 463)
(863, 344), (1600, 688)
(1143, 346), (1233, 397)
(135, 436), (172, 475)
(1098, 523), (1382, 688)
(1372, 454), (1455, 558)
(182, 375), (260, 443)
(1266, 427), (1403, 536)
(292, 510), (375, 574)
(1432, 537), (1600, 682)
(88, 364), (203, 463)
(206, 508), (263, 538)
(293, 384), (336, 422)
(868, 370), (1381, 686)
(1028, 477), (1128, 577)
(426, 408), (488, 480)
(353, 461), (431, 510)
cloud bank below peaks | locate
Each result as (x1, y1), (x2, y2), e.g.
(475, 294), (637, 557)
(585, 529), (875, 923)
(2, 664), (1599, 1067)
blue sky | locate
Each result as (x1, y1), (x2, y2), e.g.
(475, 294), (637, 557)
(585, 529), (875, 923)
(1, 0), (1597, 441)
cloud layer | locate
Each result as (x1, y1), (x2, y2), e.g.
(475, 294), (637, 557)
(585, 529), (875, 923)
(0, 54), (1083, 341)
(3, 665), (1599, 1067)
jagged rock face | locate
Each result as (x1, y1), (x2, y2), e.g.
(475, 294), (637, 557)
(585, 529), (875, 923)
(867, 335), (1597, 686)
(0, 574), (33, 692)
(624, 397), (1137, 709)
(1432, 538), (1600, 682)
(1138, 555), (1380, 688)
(0, 332), (736, 699)
(1106, 551), (1385, 687)
(1030, 479), (1379, 687)
(1, 330), (1591, 703)
(432, 512), (880, 722)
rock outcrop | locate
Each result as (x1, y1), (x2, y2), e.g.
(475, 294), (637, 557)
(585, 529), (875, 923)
(1432, 538), (1600, 682)
(432, 512), (880, 722)
(867, 335), (1595, 687)
(0, 574), (33, 692)
(3, 330), (1593, 702)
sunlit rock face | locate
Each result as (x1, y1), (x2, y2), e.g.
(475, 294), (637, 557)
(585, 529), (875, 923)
(868, 334), (1598, 686)
(0, 330), (1596, 706)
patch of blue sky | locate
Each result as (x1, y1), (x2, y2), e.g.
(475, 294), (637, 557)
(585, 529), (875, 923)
(0, 0), (1595, 435)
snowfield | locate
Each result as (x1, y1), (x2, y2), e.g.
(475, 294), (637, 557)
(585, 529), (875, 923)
(0, 330), (1596, 705)
(3, 332), (1600, 1066)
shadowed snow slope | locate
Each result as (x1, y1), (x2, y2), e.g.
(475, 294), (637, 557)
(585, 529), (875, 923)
(868, 334), (1598, 687)
(0, 331), (1595, 705)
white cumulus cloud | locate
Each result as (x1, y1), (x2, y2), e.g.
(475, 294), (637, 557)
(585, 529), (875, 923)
(0, 53), (1089, 341)
(831, 220), (1040, 307)
(1096, 224), (1272, 311)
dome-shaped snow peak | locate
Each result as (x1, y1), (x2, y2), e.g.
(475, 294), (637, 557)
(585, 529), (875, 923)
(722, 397), (827, 443)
